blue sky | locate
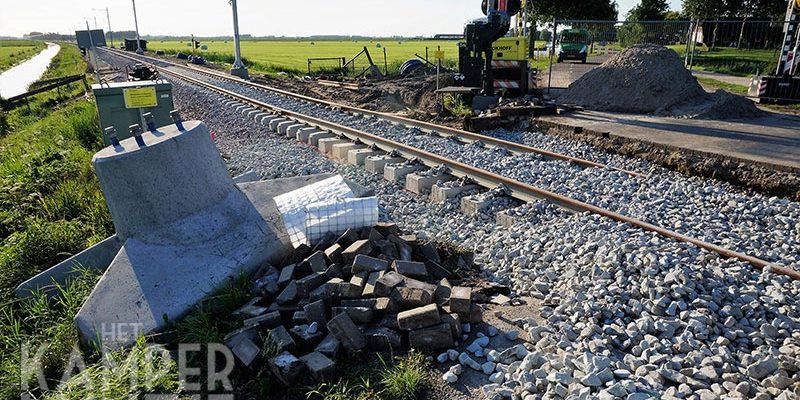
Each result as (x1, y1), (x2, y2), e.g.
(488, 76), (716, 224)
(1, 0), (683, 38)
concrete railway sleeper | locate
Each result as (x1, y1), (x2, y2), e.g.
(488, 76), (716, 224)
(140, 63), (799, 281)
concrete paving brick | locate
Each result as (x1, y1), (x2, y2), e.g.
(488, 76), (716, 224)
(409, 322), (454, 350)
(392, 260), (428, 279)
(244, 310), (282, 330)
(269, 351), (305, 385)
(392, 286), (434, 309)
(398, 303), (441, 330)
(342, 239), (372, 265)
(327, 312), (366, 352)
(267, 326), (296, 353)
(315, 334), (342, 359)
(332, 306), (374, 324)
(300, 351), (336, 381)
(374, 271), (405, 297)
(352, 254), (389, 274)
(449, 286), (472, 315)
(363, 327), (402, 350)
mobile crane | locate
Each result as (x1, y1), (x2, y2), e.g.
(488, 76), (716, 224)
(748, 0), (800, 102)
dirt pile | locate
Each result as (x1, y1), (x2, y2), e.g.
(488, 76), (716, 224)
(558, 44), (762, 120)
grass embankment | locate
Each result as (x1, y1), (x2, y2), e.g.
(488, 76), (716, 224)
(0, 43), (430, 400)
(0, 44), (115, 400)
(148, 39), (461, 75)
(695, 76), (749, 95)
(665, 45), (777, 77)
(0, 40), (46, 72)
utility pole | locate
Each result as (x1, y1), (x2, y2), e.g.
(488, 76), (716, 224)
(229, 0), (249, 79)
(93, 7), (114, 48)
(132, 0), (143, 54)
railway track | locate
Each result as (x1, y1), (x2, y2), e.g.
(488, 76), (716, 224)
(98, 48), (799, 280)
(101, 48), (644, 178)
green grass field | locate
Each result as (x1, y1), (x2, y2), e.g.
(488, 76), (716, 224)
(0, 40), (46, 73)
(148, 39), (461, 75)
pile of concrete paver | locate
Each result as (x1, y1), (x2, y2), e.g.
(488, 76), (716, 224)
(222, 222), (487, 385)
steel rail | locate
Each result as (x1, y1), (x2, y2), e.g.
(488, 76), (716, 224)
(102, 48), (644, 178)
(145, 62), (800, 280)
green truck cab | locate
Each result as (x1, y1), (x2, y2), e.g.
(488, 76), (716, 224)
(557, 29), (591, 63)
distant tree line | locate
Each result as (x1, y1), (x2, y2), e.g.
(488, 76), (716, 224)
(527, 0), (788, 23)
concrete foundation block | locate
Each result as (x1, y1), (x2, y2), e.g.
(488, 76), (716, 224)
(332, 143), (367, 161)
(365, 156), (405, 174)
(348, 149), (384, 166)
(318, 138), (348, 155)
(384, 164), (424, 182)
(308, 131), (336, 146)
(430, 184), (478, 203)
(406, 173), (455, 195)
(68, 120), (347, 349)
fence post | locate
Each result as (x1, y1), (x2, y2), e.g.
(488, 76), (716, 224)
(684, 20), (692, 67)
(547, 19), (557, 94)
(384, 47), (388, 75)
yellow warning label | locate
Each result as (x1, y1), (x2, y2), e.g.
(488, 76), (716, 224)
(434, 50), (445, 61)
(123, 87), (158, 109)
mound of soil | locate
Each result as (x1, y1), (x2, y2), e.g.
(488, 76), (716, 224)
(661, 89), (764, 120)
(558, 44), (762, 120)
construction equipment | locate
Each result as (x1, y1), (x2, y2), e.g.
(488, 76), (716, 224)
(748, 0), (800, 102)
(456, 0), (534, 98)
